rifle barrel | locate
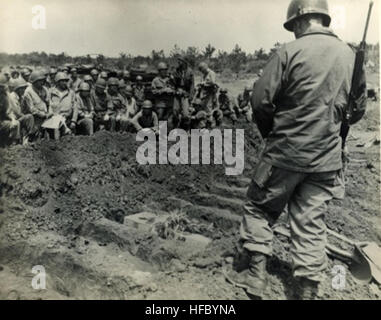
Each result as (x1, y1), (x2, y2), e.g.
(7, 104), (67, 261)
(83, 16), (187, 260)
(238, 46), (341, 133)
(362, 1), (374, 43)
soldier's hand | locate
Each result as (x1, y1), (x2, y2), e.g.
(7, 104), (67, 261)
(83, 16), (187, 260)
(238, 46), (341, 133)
(104, 114), (110, 121)
(70, 122), (76, 130)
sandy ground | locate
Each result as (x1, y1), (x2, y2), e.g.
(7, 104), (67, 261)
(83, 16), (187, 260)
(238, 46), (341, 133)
(0, 75), (380, 300)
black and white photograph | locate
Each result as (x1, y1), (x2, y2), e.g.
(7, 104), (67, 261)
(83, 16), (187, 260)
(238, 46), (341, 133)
(0, 0), (380, 302)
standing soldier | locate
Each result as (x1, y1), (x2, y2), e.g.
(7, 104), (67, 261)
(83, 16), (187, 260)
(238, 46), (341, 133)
(122, 70), (132, 87)
(226, 0), (367, 300)
(68, 67), (81, 92)
(151, 62), (175, 125)
(91, 78), (109, 131)
(90, 69), (99, 84)
(237, 86), (253, 122)
(76, 82), (94, 135)
(50, 72), (78, 137)
(21, 68), (31, 83)
(46, 67), (57, 89)
(195, 62), (219, 118)
(23, 70), (52, 136)
(133, 75), (145, 110)
(172, 56), (195, 130)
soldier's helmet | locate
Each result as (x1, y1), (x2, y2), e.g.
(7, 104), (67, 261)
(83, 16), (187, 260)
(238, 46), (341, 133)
(83, 75), (93, 82)
(118, 79), (126, 89)
(90, 69), (99, 76)
(284, 0), (331, 31)
(157, 62), (168, 70)
(29, 70), (47, 84)
(123, 70), (130, 79)
(244, 85), (252, 92)
(21, 68), (31, 77)
(95, 78), (107, 89)
(125, 85), (133, 94)
(78, 82), (91, 92)
(142, 100), (153, 109)
(136, 75), (143, 82)
(100, 71), (108, 79)
(220, 88), (228, 94)
(49, 67), (57, 75)
(10, 78), (28, 91)
(107, 77), (119, 86)
(55, 72), (70, 82)
(192, 98), (202, 106)
(198, 62), (208, 71)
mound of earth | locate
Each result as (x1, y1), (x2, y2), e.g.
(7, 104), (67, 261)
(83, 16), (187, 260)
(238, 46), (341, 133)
(0, 100), (380, 299)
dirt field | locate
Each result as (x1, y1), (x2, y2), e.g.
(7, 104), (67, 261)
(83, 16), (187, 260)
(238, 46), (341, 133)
(0, 74), (380, 300)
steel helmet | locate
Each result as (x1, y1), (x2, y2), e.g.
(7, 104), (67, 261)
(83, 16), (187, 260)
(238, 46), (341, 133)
(95, 78), (107, 89)
(10, 78), (28, 91)
(192, 98), (202, 106)
(90, 69), (99, 76)
(118, 79), (126, 89)
(284, 0), (331, 32)
(83, 75), (93, 82)
(123, 70), (130, 78)
(142, 100), (153, 109)
(244, 85), (252, 92)
(157, 62), (168, 70)
(198, 62), (208, 70)
(136, 75), (143, 81)
(107, 77), (119, 86)
(29, 70), (47, 83)
(78, 82), (91, 91)
(220, 88), (228, 94)
(100, 71), (108, 79)
(21, 68), (31, 76)
(125, 85), (133, 94)
(71, 67), (78, 73)
(55, 72), (69, 82)
(50, 67), (57, 75)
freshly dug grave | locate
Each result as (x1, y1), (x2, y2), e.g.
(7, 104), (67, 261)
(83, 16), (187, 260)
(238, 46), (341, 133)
(0, 100), (380, 300)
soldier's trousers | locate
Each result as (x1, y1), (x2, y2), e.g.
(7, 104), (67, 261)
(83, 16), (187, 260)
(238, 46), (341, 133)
(240, 160), (345, 282)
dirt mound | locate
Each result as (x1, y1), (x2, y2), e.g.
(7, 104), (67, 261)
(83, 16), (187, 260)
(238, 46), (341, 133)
(0, 103), (380, 299)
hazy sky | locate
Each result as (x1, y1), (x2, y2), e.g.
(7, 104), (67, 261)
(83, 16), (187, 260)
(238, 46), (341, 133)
(0, 0), (379, 57)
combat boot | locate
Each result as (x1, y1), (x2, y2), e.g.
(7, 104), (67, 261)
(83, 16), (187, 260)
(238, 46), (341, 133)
(226, 252), (268, 298)
(294, 277), (319, 300)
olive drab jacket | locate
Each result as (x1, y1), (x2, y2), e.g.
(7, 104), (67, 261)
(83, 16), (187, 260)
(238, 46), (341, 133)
(252, 26), (367, 173)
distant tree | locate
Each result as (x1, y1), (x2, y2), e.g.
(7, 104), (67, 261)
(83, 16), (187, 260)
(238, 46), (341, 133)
(203, 44), (216, 60)
(151, 49), (165, 63)
(229, 44), (247, 77)
(254, 48), (268, 60)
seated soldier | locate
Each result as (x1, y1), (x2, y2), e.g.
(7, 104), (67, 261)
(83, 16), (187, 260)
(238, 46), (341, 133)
(23, 70), (53, 138)
(8, 77), (35, 144)
(130, 100), (159, 134)
(119, 85), (138, 132)
(91, 78), (111, 131)
(0, 75), (23, 146)
(189, 98), (208, 129)
(49, 72), (77, 139)
(106, 77), (126, 132)
(76, 82), (94, 135)
(217, 88), (237, 126)
(237, 85), (253, 122)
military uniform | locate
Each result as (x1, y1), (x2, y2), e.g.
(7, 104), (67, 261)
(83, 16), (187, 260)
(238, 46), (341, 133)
(217, 93), (237, 125)
(50, 87), (78, 131)
(133, 84), (145, 110)
(91, 89), (110, 131)
(151, 76), (175, 122)
(106, 92), (126, 132)
(76, 93), (94, 135)
(241, 25), (366, 283)
(237, 91), (253, 122)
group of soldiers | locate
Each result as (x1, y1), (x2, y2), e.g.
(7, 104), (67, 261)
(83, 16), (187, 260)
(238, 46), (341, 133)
(0, 57), (255, 146)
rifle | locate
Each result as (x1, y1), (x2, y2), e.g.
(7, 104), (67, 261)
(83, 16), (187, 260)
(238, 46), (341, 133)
(340, 1), (374, 149)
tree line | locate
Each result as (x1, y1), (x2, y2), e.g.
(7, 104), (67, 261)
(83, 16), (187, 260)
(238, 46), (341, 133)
(0, 42), (379, 75)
